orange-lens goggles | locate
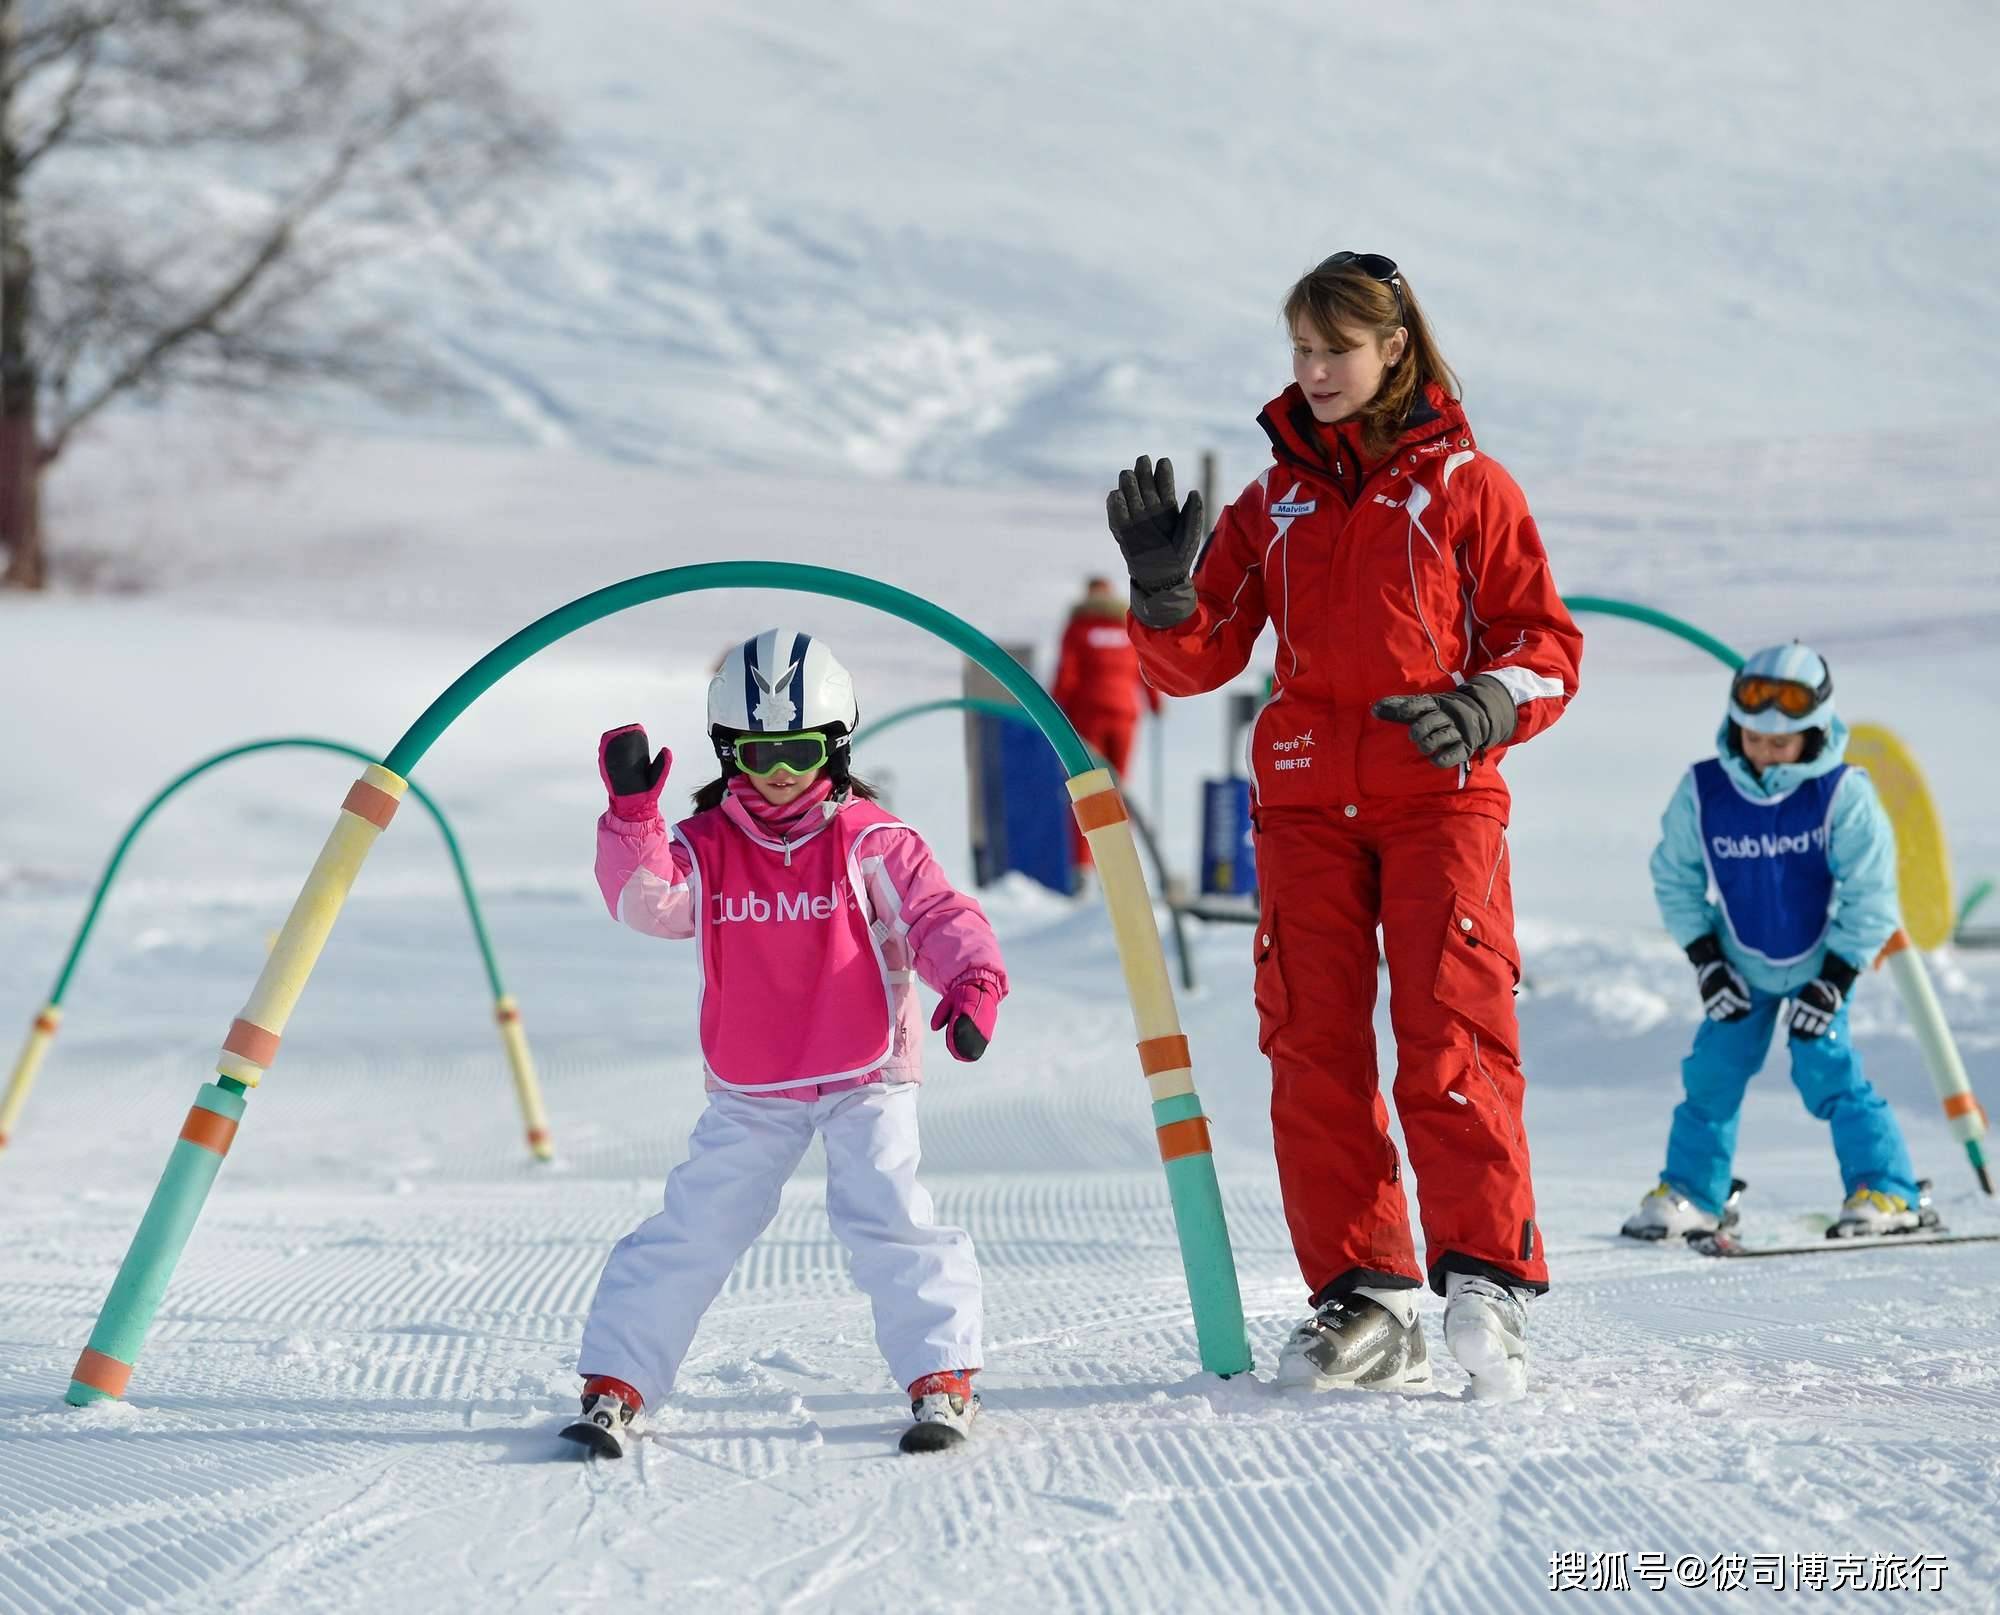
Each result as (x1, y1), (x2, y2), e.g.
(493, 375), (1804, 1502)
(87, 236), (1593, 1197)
(1732, 672), (1829, 717)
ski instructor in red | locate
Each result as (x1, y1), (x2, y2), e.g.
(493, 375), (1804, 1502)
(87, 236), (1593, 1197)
(1106, 252), (1582, 1401)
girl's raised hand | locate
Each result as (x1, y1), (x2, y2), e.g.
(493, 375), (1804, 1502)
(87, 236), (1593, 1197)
(599, 724), (672, 818)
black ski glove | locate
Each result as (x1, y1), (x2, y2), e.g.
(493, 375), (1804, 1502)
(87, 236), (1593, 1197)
(1685, 933), (1752, 1023)
(1369, 676), (1518, 770)
(1106, 455), (1206, 629)
(1789, 952), (1859, 1041)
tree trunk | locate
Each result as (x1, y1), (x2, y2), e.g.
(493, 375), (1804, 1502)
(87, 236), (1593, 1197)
(0, 413), (44, 590)
(0, 0), (46, 590)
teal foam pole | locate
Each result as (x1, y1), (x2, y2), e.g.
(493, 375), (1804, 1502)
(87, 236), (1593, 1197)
(66, 1083), (247, 1405)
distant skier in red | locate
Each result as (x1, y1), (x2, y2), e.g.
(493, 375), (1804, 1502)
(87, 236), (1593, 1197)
(1104, 253), (1582, 1401)
(1050, 576), (1160, 867)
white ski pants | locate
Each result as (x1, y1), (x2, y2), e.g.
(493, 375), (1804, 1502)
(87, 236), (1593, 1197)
(577, 1082), (982, 1404)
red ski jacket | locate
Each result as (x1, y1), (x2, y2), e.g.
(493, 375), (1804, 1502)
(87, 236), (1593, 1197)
(1131, 382), (1581, 818)
(1050, 596), (1161, 725)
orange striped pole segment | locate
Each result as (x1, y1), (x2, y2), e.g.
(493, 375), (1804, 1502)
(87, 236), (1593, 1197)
(1067, 770), (1176, 1039)
(216, 764), (409, 1087)
(0, 1004), (63, 1155)
(1067, 768), (1248, 1373)
(340, 777), (401, 830)
(69, 1347), (133, 1400)
(1138, 1033), (1196, 1101)
(494, 994), (555, 1162)
(1156, 1115), (1214, 1162)
(178, 1104), (240, 1157)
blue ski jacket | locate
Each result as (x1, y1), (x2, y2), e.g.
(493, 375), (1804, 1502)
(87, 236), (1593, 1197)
(1649, 713), (1900, 995)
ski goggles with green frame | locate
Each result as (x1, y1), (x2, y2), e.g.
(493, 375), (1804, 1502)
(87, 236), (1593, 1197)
(730, 731), (830, 777)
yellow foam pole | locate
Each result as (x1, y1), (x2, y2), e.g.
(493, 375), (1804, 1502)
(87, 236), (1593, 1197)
(495, 995), (554, 1161)
(1879, 930), (1991, 1193)
(1069, 768), (1251, 1375)
(0, 1006), (61, 1152)
(67, 767), (407, 1405)
(215, 765), (408, 1087)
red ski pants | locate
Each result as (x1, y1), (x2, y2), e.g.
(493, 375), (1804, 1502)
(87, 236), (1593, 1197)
(1252, 802), (1547, 1299)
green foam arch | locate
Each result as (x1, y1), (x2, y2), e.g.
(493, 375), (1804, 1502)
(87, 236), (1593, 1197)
(49, 738), (508, 1005)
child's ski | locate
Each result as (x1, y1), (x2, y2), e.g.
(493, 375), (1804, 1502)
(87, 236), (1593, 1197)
(1689, 1227), (2000, 1258)
(559, 1389), (639, 1458)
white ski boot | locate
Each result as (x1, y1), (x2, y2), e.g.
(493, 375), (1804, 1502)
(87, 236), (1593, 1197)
(900, 1371), (980, 1453)
(1443, 1274), (1530, 1403)
(1621, 1178), (1743, 1242)
(560, 1379), (642, 1458)
(1276, 1287), (1434, 1393)
(1829, 1187), (1923, 1238)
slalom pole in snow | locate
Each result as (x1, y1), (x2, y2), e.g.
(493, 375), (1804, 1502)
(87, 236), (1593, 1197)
(1839, 724), (1989, 1195)
(3, 738), (553, 1171)
(67, 762), (409, 1405)
(1070, 767), (1248, 1373)
(67, 563), (1251, 1407)
(0, 1006), (60, 1151)
(1877, 931), (1991, 1195)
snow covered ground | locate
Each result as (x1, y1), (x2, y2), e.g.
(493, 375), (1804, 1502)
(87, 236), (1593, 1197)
(7, 0), (2000, 1607)
(4, 422), (1999, 1613)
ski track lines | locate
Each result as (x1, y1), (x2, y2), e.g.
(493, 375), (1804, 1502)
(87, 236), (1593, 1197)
(10, 1058), (2000, 1611)
(0, 1428), (384, 1615)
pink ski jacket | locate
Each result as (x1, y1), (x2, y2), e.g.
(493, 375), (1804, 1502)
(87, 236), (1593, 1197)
(596, 778), (1007, 1101)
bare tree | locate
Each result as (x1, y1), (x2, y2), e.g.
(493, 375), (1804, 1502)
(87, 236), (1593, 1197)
(0, 0), (553, 588)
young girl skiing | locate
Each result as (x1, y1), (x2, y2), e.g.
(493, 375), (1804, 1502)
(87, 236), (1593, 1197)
(566, 629), (1006, 1457)
(1624, 642), (1921, 1242)
(1104, 252), (1582, 1400)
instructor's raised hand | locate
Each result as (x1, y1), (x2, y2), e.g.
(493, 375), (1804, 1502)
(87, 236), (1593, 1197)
(1106, 455), (1205, 629)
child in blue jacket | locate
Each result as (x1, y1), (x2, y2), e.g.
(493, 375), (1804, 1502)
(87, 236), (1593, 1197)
(1624, 643), (1922, 1240)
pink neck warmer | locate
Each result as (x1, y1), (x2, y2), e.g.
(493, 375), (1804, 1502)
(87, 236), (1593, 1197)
(726, 773), (837, 837)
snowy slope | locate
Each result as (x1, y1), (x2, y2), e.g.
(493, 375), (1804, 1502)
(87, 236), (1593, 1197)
(5, 428), (2000, 1611)
(67, 1), (1997, 492)
(7, 0), (2000, 1607)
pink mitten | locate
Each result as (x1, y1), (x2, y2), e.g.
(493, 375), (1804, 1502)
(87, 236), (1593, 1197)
(929, 976), (1002, 1062)
(598, 724), (671, 819)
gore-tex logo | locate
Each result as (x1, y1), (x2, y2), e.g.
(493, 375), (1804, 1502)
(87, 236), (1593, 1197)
(1270, 731), (1315, 752)
(712, 887), (846, 923)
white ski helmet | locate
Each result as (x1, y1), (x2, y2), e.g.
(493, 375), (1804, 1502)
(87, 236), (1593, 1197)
(1728, 641), (1834, 735)
(708, 628), (859, 738)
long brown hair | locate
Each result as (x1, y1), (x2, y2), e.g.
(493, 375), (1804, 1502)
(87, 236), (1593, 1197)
(1282, 258), (1460, 458)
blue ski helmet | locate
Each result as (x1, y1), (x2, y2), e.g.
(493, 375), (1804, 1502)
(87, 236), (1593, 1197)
(1728, 642), (1835, 735)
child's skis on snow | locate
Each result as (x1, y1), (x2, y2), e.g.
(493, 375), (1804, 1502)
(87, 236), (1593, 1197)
(564, 630), (1006, 1457)
(1624, 642), (1927, 1246)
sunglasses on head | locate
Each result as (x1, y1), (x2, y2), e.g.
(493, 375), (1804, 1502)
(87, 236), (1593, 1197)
(1314, 250), (1406, 321)
(1316, 250), (1401, 287)
(732, 731), (829, 777)
(1732, 668), (1833, 718)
